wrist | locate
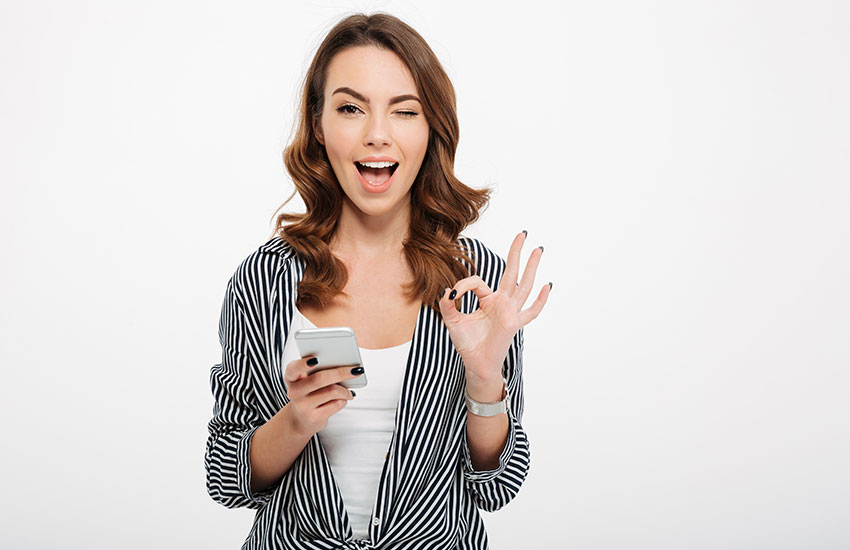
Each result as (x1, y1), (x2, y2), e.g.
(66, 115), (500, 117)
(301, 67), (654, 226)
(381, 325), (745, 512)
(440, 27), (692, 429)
(465, 377), (508, 417)
(280, 403), (313, 440)
(464, 374), (506, 403)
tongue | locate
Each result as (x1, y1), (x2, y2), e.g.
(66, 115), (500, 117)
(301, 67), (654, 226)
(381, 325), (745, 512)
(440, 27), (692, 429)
(359, 165), (393, 185)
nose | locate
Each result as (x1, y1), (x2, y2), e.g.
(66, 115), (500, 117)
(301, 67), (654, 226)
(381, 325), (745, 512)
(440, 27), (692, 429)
(363, 113), (392, 148)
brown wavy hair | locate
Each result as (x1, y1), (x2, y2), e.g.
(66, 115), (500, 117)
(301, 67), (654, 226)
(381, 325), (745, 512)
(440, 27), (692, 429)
(270, 12), (491, 316)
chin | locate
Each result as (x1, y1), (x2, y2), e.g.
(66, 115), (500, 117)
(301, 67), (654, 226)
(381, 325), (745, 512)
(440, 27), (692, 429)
(355, 201), (401, 217)
(346, 190), (411, 217)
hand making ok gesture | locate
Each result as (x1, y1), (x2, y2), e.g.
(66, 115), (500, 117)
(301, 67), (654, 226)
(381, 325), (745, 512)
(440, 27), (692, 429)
(438, 230), (551, 388)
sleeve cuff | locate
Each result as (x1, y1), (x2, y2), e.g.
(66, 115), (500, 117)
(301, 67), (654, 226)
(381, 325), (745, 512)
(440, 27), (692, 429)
(461, 407), (519, 483)
(237, 425), (277, 506)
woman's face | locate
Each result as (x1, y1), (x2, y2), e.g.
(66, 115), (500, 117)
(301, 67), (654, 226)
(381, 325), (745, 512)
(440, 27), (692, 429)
(315, 45), (430, 221)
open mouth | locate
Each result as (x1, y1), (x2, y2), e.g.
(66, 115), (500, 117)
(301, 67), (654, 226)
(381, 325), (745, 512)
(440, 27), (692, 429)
(355, 161), (399, 186)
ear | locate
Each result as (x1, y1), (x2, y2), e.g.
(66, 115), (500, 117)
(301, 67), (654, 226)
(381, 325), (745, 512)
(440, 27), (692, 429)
(312, 116), (324, 146)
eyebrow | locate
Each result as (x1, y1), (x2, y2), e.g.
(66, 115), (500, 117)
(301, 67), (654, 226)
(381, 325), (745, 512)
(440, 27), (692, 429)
(332, 87), (421, 106)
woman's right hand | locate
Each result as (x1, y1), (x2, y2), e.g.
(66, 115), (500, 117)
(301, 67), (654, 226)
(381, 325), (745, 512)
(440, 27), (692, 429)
(282, 356), (361, 438)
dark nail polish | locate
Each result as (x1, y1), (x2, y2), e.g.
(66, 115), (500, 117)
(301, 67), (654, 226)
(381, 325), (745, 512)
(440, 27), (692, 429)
(522, 230), (527, 236)
(538, 245), (544, 252)
(448, 289), (457, 300)
(548, 282), (553, 290)
(350, 390), (356, 397)
(351, 366), (364, 375)
(307, 357), (318, 367)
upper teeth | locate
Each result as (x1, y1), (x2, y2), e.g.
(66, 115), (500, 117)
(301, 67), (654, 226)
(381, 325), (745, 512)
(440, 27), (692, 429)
(357, 161), (396, 168)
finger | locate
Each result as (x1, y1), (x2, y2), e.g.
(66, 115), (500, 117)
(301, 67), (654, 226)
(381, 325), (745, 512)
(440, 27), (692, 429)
(315, 393), (351, 414)
(500, 231), (527, 294)
(306, 382), (356, 409)
(440, 276), (494, 324)
(284, 356), (317, 385)
(516, 245), (544, 306)
(300, 364), (363, 395)
(438, 286), (464, 326)
(451, 275), (494, 303)
(519, 283), (552, 326)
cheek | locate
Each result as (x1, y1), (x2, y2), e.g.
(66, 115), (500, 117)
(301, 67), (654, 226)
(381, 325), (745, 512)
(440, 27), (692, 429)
(400, 123), (430, 160)
(321, 115), (356, 148)
(417, 121), (431, 153)
(323, 129), (354, 164)
(414, 134), (430, 164)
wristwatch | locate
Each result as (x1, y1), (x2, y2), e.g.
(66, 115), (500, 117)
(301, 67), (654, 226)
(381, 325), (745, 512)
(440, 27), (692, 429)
(464, 379), (508, 417)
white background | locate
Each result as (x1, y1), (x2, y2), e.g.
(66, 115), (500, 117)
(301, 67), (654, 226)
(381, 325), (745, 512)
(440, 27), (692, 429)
(1, 1), (848, 548)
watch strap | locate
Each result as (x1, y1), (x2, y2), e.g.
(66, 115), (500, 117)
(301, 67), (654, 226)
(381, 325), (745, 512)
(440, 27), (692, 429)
(464, 379), (508, 417)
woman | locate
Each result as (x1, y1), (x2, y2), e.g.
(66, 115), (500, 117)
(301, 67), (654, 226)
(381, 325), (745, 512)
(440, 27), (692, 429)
(205, 12), (551, 550)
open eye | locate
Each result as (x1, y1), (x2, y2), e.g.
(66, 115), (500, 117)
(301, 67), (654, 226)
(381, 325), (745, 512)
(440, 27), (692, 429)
(337, 104), (362, 116)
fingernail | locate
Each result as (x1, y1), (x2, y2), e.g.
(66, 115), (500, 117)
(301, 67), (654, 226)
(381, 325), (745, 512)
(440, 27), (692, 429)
(548, 282), (553, 290)
(350, 390), (356, 397)
(443, 287), (450, 297)
(522, 230), (527, 236)
(448, 289), (457, 300)
(351, 366), (364, 375)
(307, 357), (318, 367)
(538, 245), (544, 252)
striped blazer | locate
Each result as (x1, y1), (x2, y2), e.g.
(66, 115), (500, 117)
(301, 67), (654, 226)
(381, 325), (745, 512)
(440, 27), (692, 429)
(205, 235), (530, 549)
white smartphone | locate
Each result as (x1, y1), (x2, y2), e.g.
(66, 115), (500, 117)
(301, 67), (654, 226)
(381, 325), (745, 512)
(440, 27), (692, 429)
(294, 327), (367, 389)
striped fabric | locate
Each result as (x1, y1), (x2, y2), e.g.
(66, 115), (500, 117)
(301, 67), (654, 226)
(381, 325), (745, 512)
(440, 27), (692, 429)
(205, 235), (530, 550)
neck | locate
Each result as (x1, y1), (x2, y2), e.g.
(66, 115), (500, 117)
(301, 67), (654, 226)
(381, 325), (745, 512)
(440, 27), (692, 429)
(331, 196), (411, 259)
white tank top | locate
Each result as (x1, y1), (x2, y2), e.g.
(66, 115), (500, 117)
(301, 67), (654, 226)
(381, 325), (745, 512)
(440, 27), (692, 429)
(281, 306), (411, 541)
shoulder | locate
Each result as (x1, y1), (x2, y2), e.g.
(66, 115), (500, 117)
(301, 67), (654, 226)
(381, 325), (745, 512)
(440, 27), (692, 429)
(457, 234), (507, 289)
(226, 235), (297, 300)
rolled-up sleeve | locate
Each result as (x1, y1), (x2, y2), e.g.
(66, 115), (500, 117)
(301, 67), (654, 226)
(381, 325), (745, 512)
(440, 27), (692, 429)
(461, 326), (531, 511)
(204, 275), (277, 509)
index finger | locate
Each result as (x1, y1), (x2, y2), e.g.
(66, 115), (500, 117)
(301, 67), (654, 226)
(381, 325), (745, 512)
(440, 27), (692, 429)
(283, 355), (317, 384)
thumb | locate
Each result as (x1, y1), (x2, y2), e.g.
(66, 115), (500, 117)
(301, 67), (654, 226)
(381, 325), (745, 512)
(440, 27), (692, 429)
(438, 287), (463, 326)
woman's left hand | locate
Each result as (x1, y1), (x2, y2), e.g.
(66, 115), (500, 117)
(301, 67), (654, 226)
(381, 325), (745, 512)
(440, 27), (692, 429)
(439, 231), (551, 387)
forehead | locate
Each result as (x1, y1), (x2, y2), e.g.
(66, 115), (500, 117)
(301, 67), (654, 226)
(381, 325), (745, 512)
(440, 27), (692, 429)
(325, 46), (417, 98)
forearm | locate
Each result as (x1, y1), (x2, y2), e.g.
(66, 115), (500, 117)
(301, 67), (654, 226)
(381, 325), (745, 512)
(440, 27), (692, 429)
(464, 374), (509, 471)
(249, 405), (312, 494)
